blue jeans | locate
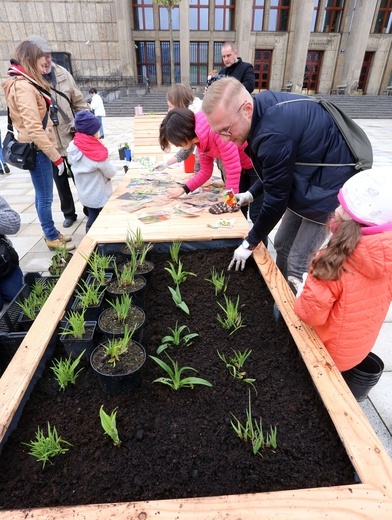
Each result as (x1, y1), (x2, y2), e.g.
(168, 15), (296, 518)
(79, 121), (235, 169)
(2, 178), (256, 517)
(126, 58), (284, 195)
(96, 116), (104, 137)
(0, 265), (24, 310)
(274, 209), (327, 282)
(29, 151), (58, 240)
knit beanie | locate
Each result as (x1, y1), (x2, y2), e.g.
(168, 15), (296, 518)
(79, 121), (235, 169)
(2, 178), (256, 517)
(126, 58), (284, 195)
(74, 110), (101, 136)
(26, 35), (52, 53)
(337, 166), (392, 235)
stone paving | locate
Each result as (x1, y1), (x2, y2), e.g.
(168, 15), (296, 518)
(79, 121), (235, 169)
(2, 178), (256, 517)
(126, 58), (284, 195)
(0, 114), (391, 458)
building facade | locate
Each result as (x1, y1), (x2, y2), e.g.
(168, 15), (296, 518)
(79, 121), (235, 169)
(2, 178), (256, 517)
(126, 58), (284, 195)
(1, 0), (391, 110)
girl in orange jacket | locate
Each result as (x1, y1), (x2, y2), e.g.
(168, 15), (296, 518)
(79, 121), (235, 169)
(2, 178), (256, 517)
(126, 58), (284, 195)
(294, 167), (392, 372)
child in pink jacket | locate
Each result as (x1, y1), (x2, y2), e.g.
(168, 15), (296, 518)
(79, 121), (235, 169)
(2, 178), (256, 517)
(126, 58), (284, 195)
(294, 168), (392, 372)
(159, 108), (253, 199)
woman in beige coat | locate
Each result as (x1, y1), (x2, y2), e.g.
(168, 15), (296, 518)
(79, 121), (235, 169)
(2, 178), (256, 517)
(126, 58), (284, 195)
(2, 41), (75, 251)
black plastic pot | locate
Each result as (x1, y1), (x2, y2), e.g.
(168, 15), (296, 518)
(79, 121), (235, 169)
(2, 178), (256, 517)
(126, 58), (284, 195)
(90, 340), (146, 396)
(71, 292), (106, 322)
(59, 321), (97, 360)
(118, 148), (126, 160)
(97, 305), (145, 343)
(342, 352), (384, 402)
(106, 275), (147, 309)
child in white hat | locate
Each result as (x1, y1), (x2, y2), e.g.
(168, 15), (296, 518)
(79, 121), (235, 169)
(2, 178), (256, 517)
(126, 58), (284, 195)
(294, 167), (392, 373)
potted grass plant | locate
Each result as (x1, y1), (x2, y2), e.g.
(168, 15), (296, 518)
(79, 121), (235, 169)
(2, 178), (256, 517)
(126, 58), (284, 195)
(106, 259), (147, 309)
(98, 293), (145, 343)
(59, 309), (97, 360)
(71, 279), (107, 321)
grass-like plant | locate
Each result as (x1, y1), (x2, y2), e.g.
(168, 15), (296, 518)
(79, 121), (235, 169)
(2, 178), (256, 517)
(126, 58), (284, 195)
(169, 241), (182, 264)
(61, 310), (87, 339)
(114, 260), (139, 288)
(82, 250), (113, 286)
(107, 293), (134, 322)
(49, 247), (71, 275)
(157, 321), (199, 355)
(217, 348), (256, 389)
(51, 350), (85, 390)
(75, 279), (106, 308)
(205, 267), (229, 296)
(103, 326), (136, 366)
(168, 285), (189, 314)
(22, 422), (72, 468)
(165, 260), (196, 286)
(231, 392), (278, 455)
(124, 227), (144, 254)
(17, 280), (55, 319)
(99, 405), (121, 447)
(150, 354), (212, 390)
(217, 295), (245, 335)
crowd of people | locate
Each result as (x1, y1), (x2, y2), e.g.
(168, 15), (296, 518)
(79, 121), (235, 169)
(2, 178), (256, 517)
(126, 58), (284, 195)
(1, 37), (391, 386)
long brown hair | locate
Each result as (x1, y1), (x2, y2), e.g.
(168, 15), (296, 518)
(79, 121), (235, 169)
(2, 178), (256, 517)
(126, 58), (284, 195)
(166, 83), (194, 109)
(12, 41), (50, 91)
(311, 219), (363, 280)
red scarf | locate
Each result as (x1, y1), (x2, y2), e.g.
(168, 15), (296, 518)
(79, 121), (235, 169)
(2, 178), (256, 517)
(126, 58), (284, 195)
(7, 61), (51, 107)
(73, 133), (109, 161)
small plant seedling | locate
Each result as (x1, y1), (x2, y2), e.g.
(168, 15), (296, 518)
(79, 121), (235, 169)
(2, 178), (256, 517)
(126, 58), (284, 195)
(205, 267), (229, 296)
(99, 405), (121, 447)
(81, 250), (113, 286)
(217, 295), (245, 335)
(165, 260), (197, 286)
(169, 240), (182, 263)
(103, 326), (136, 366)
(114, 260), (138, 288)
(51, 350), (86, 390)
(230, 392), (278, 455)
(157, 321), (199, 354)
(107, 293), (134, 322)
(23, 422), (72, 468)
(150, 355), (212, 390)
(168, 285), (190, 314)
(17, 279), (55, 319)
(217, 348), (256, 390)
(75, 279), (106, 308)
(61, 310), (87, 339)
(125, 227), (144, 253)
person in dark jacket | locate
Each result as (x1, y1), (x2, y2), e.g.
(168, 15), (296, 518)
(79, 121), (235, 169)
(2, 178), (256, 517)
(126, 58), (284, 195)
(219, 42), (255, 94)
(203, 77), (360, 288)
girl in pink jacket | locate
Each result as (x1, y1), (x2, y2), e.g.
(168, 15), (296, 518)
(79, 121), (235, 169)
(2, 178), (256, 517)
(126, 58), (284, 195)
(159, 108), (252, 199)
(294, 168), (392, 372)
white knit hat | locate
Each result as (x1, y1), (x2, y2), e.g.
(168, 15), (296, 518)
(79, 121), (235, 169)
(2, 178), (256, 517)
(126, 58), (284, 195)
(337, 166), (392, 235)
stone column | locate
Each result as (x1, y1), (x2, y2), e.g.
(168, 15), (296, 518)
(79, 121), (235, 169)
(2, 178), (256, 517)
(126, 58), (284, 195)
(235, 0), (253, 63)
(116, 0), (135, 76)
(179, 1), (190, 85)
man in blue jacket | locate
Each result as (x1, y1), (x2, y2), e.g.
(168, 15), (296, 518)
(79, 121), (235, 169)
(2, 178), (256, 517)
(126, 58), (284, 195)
(203, 77), (358, 290)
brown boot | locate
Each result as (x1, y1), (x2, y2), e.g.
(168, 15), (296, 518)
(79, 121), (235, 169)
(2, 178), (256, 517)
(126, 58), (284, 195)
(56, 230), (72, 243)
(45, 236), (75, 251)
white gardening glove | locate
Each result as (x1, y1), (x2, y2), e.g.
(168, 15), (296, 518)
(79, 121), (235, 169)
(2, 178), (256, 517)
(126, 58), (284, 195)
(153, 161), (168, 171)
(57, 161), (65, 176)
(235, 191), (254, 207)
(293, 273), (308, 298)
(228, 240), (254, 271)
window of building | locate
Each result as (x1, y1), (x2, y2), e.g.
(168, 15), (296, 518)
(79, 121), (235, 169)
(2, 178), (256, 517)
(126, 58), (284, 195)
(161, 41), (181, 84)
(133, 0), (154, 30)
(159, 3), (180, 30)
(322, 0), (344, 33)
(51, 52), (73, 75)
(213, 41), (224, 71)
(374, 0), (392, 34)
(190, 0), (209, 30)
(311, 0), (320, 32)
(268, 0), (290, 31)
(190, 42), (208, 85)
(214, 0), (235, 30)
(135, 41), (157, 84)
(252, 0), (265, 32)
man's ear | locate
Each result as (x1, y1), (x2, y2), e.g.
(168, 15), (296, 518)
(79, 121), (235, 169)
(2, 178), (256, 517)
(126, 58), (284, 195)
(243, 100), (253, 119)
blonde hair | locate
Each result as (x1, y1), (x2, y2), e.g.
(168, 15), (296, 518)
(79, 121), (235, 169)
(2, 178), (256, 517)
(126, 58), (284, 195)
(202, 77), (246, 114)
(12, 41), (50, 90)
(166, 83), (194, 109)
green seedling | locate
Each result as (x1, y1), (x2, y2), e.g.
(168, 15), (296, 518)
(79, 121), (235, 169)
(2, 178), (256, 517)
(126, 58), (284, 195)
(61, 310), (87, 339)
(129, 241), (153, 269)
(169, 240), (182, 264)
(217, 348), (256, 390)
(205, 267), (229, 296)
(75, 279), (106, 308)
(168, 285), (189, 314)
(51, 350), (85, 390)
(16, 293), (40, 320)
(157, 321), (199, 355)
(81, 250), (113, 286)
(99, 405), (121, 447)
(165, 260), (196, 285)
(217, 295), (245, 335)
(49, 247), (71, 275)
(124, 227), (144, 253)
(103, 326), (136, 366)
(114, 259), (139, 288)
(230, 392), (278, 455)
(23, 422), (72, 468)
(150, 354), (212, 390)
(107, 293), (134, 322)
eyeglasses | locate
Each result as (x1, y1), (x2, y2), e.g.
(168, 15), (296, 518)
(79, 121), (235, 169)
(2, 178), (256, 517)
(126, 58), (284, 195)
(215, 101), (246, 136)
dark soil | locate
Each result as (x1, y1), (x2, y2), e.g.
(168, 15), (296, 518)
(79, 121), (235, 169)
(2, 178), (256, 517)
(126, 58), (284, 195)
(0, 246), (356, 510)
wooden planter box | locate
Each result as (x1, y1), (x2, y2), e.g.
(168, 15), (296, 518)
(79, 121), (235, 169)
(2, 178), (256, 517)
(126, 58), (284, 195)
(0, 234), (391, 518)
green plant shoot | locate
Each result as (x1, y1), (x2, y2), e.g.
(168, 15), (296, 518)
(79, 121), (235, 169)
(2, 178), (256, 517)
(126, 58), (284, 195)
(217, 349), (256, 390)
(107, 293), (134, 322)
(51, 350), (86, 390)
(169, 240), (182, 263)
(103, 326), (136, 366)
(217, 295), (245, 335)
(150, 355), (212, 390)
(205, 267), (229, 296)
(23, 422), (72, 468)
(165, 260), (196, 285)
(157, 321), (199, 354)
(60, 310), (87, 339)
(168, 285), (190, 314)
(99, 405), (121, 447)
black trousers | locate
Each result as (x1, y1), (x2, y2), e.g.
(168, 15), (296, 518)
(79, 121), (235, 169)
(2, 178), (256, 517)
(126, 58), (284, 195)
(52, 159), (77, 220)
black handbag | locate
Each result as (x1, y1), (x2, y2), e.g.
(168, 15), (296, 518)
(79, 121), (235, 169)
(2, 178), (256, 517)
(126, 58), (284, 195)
(0, 235), (19, 277)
